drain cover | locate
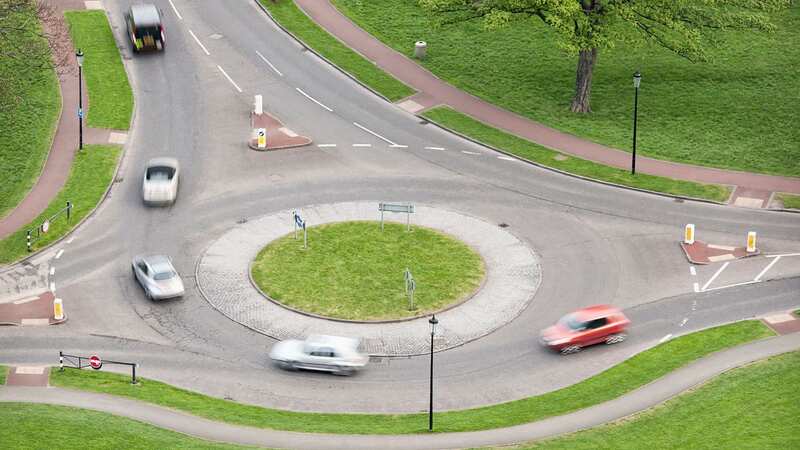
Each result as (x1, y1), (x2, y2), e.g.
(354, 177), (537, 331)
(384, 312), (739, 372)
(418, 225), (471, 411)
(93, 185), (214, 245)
(498, 223), (509, 228)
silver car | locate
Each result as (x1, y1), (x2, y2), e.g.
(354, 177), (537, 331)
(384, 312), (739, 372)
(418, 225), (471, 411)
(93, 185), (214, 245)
(142, 157), (179, 205)
(269, 335), (369, 375)
(132, 255), (184, 300)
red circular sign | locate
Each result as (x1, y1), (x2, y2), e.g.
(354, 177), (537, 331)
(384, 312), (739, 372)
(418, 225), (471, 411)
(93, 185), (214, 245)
(89, 355), (102, 370)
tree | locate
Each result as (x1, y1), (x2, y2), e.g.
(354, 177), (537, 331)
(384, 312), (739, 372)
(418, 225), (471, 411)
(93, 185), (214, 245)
(419, 0), (790, 113)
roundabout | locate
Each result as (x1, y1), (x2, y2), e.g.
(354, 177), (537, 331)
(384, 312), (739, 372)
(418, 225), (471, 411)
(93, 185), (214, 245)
(197, 202), (542, 356)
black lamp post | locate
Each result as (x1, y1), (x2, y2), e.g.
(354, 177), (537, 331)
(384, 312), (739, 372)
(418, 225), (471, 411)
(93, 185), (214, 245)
(631, 71), (641, 175)
(76, 49), (84, 150)
(428, 314), (438, 431)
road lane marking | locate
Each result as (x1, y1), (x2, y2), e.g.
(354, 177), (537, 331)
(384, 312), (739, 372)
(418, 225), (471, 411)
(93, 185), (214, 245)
(389, 144), (408, 148)
(217, 65), (242, 92)
(692, 300), (697, 311)
(55, 249), (64, 259)
(353, 122), (397, 145)
(461, 150), (480, 155)
(168, 0), (183, 19)
(497, 156), (516, 161)
(693, 282), (699, 292)
(50, 282), (55, 292)
(766, 253), (800, 258)
(187, 29), (210, 55)
(317, 144), (337, 148)
(66, 237), (74, 244)
(49, 267), (55, 276)
(708, 254), (735, 262)
(689, 266), (696, 276)
(295, 88), (332, 112)
(659, 334), (672, 343)
(352, 144), (372, 147)
(679, 318), (688, 327)
(704, 280), (758, 292)
(754, 255), (781, 282)
(701, 261), (729, 291)
(255, 50), (283, 76)
(424, 146), (445, 151)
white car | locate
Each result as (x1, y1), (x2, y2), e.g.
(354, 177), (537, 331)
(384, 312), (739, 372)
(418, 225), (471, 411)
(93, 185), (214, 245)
(132, 254), (184, 300)
(142, 157), (179, 205)
(269, 335), (369, 375)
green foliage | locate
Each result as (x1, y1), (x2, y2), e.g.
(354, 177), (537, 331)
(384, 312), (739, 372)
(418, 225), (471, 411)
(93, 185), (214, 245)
(776, 193), (800, 209)
(0, 365), (7, 385)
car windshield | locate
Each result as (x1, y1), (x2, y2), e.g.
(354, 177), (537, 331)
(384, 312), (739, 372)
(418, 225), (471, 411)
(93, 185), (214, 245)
(135, 25), (160, 39)
(146, 166), (174, 181)
(153, 270), (175, 281)
(558, 314), (587, 331)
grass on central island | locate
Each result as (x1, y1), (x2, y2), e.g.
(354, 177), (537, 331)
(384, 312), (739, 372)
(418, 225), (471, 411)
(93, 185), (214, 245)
(251, 221), (484, 320)
(49, 320), (773, 435)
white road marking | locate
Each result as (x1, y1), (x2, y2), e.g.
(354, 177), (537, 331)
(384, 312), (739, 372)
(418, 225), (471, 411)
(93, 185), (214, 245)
(317, 144), (337, 148)
(766, 252), (800, 258)
(55, 249), (64, 259)
(389, 144), (408, 148)
(13, 296), (39, 305)
(659, 334), (672, 343)
(497, 156), (516, 161)
(50, 282), (55, 292)
(217, 65), (242, 93)
(461, 150), (480, 155)
(689, 266), (696, 276)
(295, 88), (332, 112)
(754, 256), (781, 282)
(704, 280), (758, 292)
(187, 29), (210, 56)
(21, 318), (49, 326)
(701, 261), (729, 291)
(168, 0), (183, 19)
(66, 237), (74, 244)
(708, 254), (735, 262)
(352, 144), (372, 147)
(49, 267), (55, 276)
(692, 300), (697, 311)
(693, 282), (699, 293)
(353, 122), (397, 145)
(679, 318), (688, 327)
(255, 50), (283, 76)
(424, 146), (445, 151)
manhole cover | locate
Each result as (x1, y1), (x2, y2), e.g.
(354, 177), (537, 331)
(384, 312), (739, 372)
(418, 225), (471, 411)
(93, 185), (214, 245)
(498, 223), (509, 228)
(419, 119), (429, 125)
(237, 217), (248, 224)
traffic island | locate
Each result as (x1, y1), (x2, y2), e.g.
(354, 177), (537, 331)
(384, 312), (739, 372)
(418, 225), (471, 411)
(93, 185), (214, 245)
(248, 95), (312, 151)
(679, 241), (758, 265)
(0, 291), (66, 326)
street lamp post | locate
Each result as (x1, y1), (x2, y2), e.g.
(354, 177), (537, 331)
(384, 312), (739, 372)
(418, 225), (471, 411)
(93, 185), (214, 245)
(631, 71), (641, 175)
(76, 49), (84, 150)
(428, 314), (438, 431)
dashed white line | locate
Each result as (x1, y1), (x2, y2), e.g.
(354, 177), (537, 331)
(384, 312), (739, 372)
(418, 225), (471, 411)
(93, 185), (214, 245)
(693, 282), (699, 293)
(55, 249), (64, 259)
(689, 266), (696, 276)
(701, 261), (729, 291)
(255, 50), (283, 77)
(692, 300), (697, 311)
(766, 252), (800, 258)
(389, 144), (408, 148)
(679, 318), (688, 327)
(353, 122), (396, 145)
(65, 237), (74, 244)
(49, 282), (55, 292)
(49, 267), (55, 276)
(754, 256), (781, 282)
(352, 144), (372, 147)
(217, 65), (242, 93)
(659, 334), (672, 343)
(461, 150), (480, 155)
(424, 146), (445, 151)
(497, 156), (516, 161)
(168, 0), (183, 19)
(296, 88), (332, 112)
(187, 29), (210, 56)
(317, 144), (337, 148)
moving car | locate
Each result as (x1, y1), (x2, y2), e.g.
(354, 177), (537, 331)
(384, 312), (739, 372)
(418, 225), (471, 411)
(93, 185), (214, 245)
(540, 305), (630, 354)
(125, 4), (165, 52)
(142, 157), (179, 205)
(269, 335), (369, 375)
(132, 255), (184, 300)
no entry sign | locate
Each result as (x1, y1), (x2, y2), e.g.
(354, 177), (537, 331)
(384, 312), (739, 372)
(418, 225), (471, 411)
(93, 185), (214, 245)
(89, 355), (102, 370)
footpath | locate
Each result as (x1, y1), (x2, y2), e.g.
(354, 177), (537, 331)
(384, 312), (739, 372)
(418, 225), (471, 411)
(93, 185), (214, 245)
(2, 331), (799, 449)
(291, 0), (800, 208)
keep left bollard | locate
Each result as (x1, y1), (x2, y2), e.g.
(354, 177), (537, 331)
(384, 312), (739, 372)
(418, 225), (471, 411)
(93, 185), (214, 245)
(747, 231), (757, 253)
(53, 298), (64, 320)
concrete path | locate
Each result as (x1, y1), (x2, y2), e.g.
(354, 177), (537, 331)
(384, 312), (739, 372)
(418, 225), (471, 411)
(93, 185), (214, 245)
(290, 0), (800, 206)
(3, 332), (798, 449)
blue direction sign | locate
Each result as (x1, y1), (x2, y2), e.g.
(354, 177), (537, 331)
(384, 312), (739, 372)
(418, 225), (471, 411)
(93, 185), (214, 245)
(78, 108), (83, 118)
(294, 212), (305, 229)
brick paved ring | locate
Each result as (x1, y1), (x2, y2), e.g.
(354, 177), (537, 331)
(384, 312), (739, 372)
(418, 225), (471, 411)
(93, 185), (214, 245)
(196, 202), (541, 356)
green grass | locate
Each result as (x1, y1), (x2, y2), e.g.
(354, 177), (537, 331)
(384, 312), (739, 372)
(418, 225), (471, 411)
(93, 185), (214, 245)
(425, 107), (731, 202)
(251, 221), (484, 320)
(332, 0), (800, 177)
(0, 403), (245, 449)
(259, 0), (414, 102)
(64, 11), (132, 130)
(776, 193), (800, 209)
(0, 5), (61, 219)
(50, 320), (772, 434)
(0, 145), (120, 265)
(0, 365), (7, 385)
(520, 351), (800, 449)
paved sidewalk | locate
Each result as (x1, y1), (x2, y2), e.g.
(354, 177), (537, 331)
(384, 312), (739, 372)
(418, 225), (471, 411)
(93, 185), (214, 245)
(291, 0), (800, 202)
(2, 332), (798, 449)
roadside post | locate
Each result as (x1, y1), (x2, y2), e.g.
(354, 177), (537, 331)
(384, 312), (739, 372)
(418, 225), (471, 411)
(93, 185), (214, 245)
(404, 268), (417, 310)
(53, 298), (64, 320)
(293, 211), (307, 249)
(747, 231), (757, 253)
(378, 202), (415, 231)
(684, 224), (695, 245)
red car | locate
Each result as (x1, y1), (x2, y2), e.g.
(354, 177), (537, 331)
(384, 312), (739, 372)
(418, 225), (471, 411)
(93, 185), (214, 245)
(540, 305), (630, 354)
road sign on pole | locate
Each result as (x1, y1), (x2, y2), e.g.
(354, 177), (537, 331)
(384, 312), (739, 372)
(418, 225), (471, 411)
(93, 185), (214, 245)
(293, 211), (307, 248)
(89, 355), (102, 370)
(408, 278), (417, 310)
(378, 203), (415, 231)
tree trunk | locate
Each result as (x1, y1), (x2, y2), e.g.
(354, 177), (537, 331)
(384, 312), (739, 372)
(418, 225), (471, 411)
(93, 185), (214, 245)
(571, 48), (597, 113)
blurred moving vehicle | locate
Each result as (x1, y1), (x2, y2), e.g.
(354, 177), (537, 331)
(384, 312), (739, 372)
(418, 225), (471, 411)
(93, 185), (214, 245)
(269, 335), (369, 375)
(125, 4), (165, 52)
(132, 255), (184, 300)
(142, 157), (179, 205)
(540, 305), (630, 354)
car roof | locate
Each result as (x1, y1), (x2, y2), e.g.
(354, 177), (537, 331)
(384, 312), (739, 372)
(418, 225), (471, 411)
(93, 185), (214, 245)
(140, 255), (172, 271)
(146, 157), (179, 169)
(306, 335), (360, 350)
(572, 304), (620, 320)
(130, 4), (161, 27)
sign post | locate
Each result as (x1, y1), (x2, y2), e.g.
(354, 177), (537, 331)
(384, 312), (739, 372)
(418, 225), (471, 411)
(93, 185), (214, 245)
(378, 203), (415, 231)
(404, 268), (417, 310)
(293, 211), (307, 249)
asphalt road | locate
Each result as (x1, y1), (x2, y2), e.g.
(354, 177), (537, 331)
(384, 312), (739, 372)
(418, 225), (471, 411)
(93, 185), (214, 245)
(1, 0), (799, 416)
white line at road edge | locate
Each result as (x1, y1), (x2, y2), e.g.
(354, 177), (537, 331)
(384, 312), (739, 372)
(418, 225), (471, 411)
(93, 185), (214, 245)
(295, 88), (332, 112)
(689, 266), (696, 276)
(389, 144), (408, 148)
(168, 0), (183, 20)
(766, 253), (800, 258)
(255, 50), (283, 77)
(317, 144), (337, 148)
(701, 261), (729, 291)
(217, 65), (242, 93)
(65, 237), (74, 244)
(659, 334), (672, 343)
(754, 256), (781, 282)
(352, 144), (372, 147)
(497, 156), (515, 161)
(187, 29), (210, 56)
(693, 282), (699, 292)
(425, 146), (445, 151)
(461, 150), (481, 155)
(353, 122), (397, 145)
(55, 249), (64, 259)
(704, 280), (758, 292)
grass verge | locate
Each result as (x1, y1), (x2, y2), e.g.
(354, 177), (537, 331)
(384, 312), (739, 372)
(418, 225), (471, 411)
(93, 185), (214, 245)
(0, 403), (244, 449)
(333, 0), (800, 177)
(0, 145), (121, 265)
(258, 0), (414, 102)
(50, 320), (772, 434)
(64, 10), (132, 130)
(424, 107), (731, 202)
(0, 365), (7, 385)
(520, 351), (800, 449)
(251, 221), (484, 320)
(0, 5), (60, 219)
(776, 193), (800, 210)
